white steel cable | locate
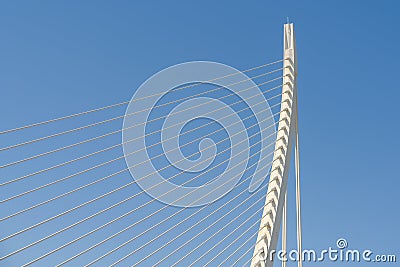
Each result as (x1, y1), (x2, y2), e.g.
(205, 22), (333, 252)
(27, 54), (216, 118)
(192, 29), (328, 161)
(0, 129), (122, 169)
(233, 227), (272, 267)
(17, 107), (283, 265)
(208, 157), (293, 265)
(0, 101), (129, 135)
(0, 69), (283, 152)
(0, 101), (282, 239)
(1, 79), (282, 184)
(202, 187), (289, 266)
(65, 145), (278, 266)
(0, 82), (283, 203)
(282, 192), (287, 267)
(219, 197), (288, 267)
(0, 101), (284, 260)
(219, 216), (265, 266)
(156, 163), (282, 267)
(1, 91), (282, 221)
(190, 191), (275, 267)
(294, 97), (303, 267)
(239, 236), (265, 267)
(1, 72), (282, 169)
(128, 181), (268, 267)
(68, 135), (285, 267)
(0, 101), (284, 249)
(0, 60), (283, 135)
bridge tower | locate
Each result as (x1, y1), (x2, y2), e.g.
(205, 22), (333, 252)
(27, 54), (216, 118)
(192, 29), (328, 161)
(250, 23), (302, 267)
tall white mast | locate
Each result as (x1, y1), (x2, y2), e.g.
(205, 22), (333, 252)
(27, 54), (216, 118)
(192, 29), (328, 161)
(250, 23), (299, 267)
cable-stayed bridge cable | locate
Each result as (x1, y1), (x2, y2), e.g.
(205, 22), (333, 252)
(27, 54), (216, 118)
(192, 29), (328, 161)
(8, 102), (282, 263)
(0, 59), (283, 135)
(1, 71), (282, 170)
(1, 78), (283, 184)
(0, 106), (281, 241)
(0, 60), (288, 265)
(1, 89), (282, 221)
(153, 160), (283, 267)
(190, 189), (275, 267)
(64, 130), (285, 266)
(26, 125), (277, 266)
(0, 67), (282, 152)
(0, 81), (283, 202)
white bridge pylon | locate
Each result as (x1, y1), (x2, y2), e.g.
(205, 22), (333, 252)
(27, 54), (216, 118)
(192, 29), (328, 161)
(0, 23), (302, 266)
(251, 23), (303, 267)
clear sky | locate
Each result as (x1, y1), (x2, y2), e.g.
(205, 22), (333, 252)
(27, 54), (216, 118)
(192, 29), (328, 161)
(0, 1), (399, 267)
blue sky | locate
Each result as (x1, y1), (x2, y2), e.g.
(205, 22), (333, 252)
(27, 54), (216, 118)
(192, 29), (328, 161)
(0, 1), (399, 266)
